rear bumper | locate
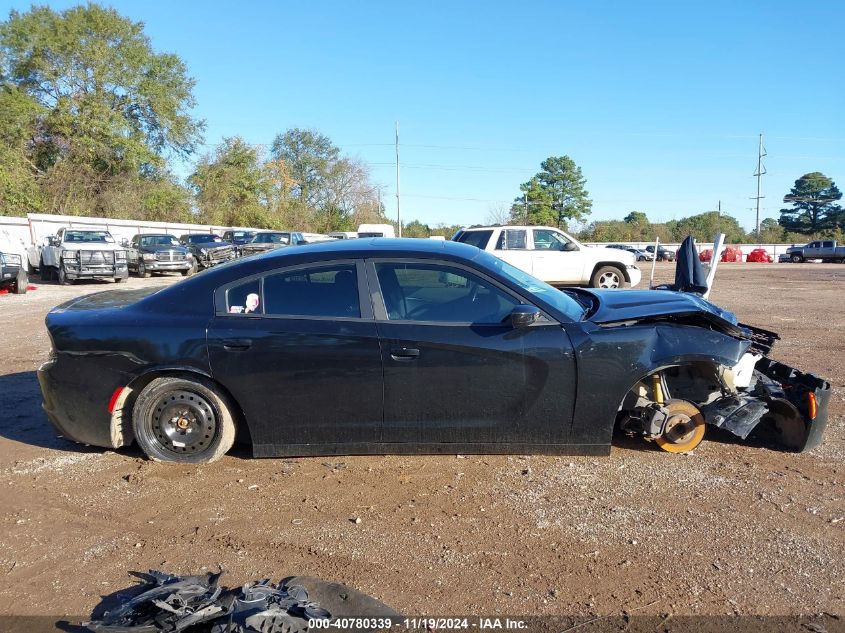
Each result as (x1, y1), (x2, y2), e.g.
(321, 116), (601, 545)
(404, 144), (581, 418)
(0, 263), (22, 284)
(37, 357), (122, 448)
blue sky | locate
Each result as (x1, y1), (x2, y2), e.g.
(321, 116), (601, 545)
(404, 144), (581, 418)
(3, 0), (844, 230)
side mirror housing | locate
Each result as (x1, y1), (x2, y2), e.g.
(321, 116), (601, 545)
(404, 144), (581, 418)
(120, 239), (130, 247)
(563, 242), (578, 252)
(510, 305), (541, 329)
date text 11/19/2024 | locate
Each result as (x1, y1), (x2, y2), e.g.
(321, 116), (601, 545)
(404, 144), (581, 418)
(309, 617), (528, 629)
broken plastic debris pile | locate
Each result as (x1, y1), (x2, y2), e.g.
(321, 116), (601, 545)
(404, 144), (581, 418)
(86, 570), (378, 633)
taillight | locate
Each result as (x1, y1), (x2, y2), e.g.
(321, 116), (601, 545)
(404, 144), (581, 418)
(808, 393), (817, 421)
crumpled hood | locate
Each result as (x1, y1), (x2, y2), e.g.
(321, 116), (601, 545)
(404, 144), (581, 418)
(583, 289), (739, 326)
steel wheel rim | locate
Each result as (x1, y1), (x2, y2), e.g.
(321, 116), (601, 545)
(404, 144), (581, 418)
(599, 271), (620, 288)
(145, 389), (218, 456)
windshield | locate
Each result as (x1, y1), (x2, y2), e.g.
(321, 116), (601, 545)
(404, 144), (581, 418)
(63, 230), (113, 243)
(475, 251), (585, 321)
(140, 235), (179, 247)
(188, 234), (222, 243)
(253, 232), (288, 244)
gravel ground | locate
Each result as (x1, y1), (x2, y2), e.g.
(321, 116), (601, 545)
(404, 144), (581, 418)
(0, 263), (842, 621)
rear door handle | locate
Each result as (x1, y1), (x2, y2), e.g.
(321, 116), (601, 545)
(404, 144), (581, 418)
(222, 338), (252, 351)
(390, 346), (419, 361)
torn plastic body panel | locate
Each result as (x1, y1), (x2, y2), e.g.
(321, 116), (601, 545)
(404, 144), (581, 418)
(613, 319), (831, 453)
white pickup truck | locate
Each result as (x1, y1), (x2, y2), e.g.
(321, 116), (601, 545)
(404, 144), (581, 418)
(29, 227), (129, 285)
(453, 225), (641, 288)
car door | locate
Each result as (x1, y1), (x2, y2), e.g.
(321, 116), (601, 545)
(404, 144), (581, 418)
(492, 229), (535, 276)
(368, 258), (577, 447)
(529, 228), (583, 284)
(127, 236), (140, 269)
(206, 260), (384, 454)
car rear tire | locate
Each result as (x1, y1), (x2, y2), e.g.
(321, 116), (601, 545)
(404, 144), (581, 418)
(132, 376), (236, 464)
(591, 265), (624, 289)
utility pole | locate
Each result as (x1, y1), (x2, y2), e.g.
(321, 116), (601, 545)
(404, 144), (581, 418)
(751, 132), (766, 242)
(523, 193), (528, 224)
(717, 200), (721, 236)
(395, 121), (401, 237)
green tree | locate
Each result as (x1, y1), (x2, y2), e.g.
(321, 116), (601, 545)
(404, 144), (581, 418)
(510, 156), (592, 227)
(758, 217), (784, 243)
(402, 219), (431, 238)
(190, 137), (270, 228)
(270, 128), (339, 208)
(672, 211), (747, 243)
(778, 172), (842, 234)
(0, 3), (203, 215)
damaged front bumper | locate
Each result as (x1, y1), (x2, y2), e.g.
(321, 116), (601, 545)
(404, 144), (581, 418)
(702, 356), (831, 452)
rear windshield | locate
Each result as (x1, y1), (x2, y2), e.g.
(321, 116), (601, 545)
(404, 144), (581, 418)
(454, 230), (493, 250)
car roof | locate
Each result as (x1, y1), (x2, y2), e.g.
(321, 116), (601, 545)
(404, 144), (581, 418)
(258, 237), (480, 259)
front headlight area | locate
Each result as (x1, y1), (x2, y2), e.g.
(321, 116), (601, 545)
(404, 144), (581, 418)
(114, 250), (127, 262)
(142, 253), (157, 262)
(61, 249), (79, 261)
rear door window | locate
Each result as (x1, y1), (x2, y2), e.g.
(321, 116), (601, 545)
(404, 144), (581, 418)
(495, 229), (527, 250)
(455, 230), (493, 249)
(263, 264), (360, 318)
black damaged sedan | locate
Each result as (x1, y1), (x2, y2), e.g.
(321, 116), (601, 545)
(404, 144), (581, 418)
(38, 239), (830, 463)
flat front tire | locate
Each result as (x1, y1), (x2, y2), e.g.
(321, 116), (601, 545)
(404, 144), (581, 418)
(591, 265), (624, 289)
(132, 376), (236, 464)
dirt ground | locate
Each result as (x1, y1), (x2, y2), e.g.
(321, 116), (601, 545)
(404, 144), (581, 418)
(0, 263), (842, 622)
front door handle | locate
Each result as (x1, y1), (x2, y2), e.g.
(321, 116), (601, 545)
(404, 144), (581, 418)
(390, 346), (419, 361)
(222, 338), (253, 351)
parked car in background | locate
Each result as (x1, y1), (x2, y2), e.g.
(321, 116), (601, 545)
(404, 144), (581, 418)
(37, 238), (830, 464)
(126, 234), (195, 277)
(0, 250), (27, 294)
(778, 253), (792, 263)
(300, 232), (337, 244)
(645, 245), (676, 262)
(222, 230), (257, 256)
(606, 244), (654, 261)
(179, 234), (236, 269)
(240, 231), (305, 257)
(785, 240), (845, 263)
(357, 223), (396, 238)
(328, 231), (358, 240)
(32, 228), (128, 285)
(453, 225), (640, 288)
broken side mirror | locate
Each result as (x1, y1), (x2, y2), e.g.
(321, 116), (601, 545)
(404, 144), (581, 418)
(510, 305), (540, 329)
